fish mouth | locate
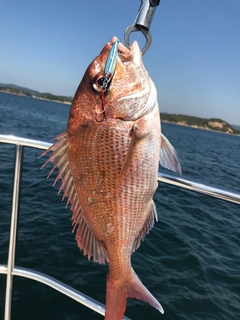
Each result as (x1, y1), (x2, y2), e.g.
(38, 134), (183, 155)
(104, 37), (155, 121)
(108, 36), (142, 67)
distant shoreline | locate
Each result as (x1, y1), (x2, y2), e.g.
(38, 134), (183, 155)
(161, 113), (240, 135)
(161, 120), (240, 136)
(32, 95), (71, 105)
(1, 89), (239, 136)
(0, 90), (72, 105)
(1, 90), (27, 98)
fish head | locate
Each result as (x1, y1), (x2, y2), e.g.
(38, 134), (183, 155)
(105, 37), (158, 121)
(69, 36), (157, 127)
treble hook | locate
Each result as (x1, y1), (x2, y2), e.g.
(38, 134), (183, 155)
(124, 0), (161, 55)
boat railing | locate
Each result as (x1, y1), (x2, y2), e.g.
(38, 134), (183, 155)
(0, 134), (240, 320)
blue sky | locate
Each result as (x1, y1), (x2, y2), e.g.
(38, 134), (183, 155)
(1, 0), (240, 124)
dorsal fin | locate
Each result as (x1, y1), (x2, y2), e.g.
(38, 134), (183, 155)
(160, 134), (182, 175)
(41, 132), (108, 264)
(132, 201), (158, 253)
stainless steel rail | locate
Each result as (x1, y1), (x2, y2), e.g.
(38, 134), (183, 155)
(158, 173), (240, 205)
(0, 134), (240, 320)
(0, 134), (51, 150)
(1, 134), (240, 204)
(0, 266), (115, 318)
(4, 144), (23, 320)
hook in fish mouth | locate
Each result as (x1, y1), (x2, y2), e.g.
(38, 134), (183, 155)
(93, 38), (120, 93)
(93, 37), (135, 93)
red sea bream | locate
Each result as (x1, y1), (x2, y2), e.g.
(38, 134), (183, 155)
(42, 36), (181, 320)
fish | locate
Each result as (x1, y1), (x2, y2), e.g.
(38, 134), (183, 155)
(42, 36), (181, 320)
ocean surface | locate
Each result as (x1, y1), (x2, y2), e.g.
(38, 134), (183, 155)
(0, 91), (239, 320)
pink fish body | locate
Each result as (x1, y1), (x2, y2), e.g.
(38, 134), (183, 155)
(42, 37), (181, 319)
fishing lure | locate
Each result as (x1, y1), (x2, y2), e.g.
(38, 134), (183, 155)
(101, 38), (120, 111)
(103, 38), (120, 89)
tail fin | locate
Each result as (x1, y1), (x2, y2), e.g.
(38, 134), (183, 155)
(105, 267), (164, 320)
(105, 275), (127, 320)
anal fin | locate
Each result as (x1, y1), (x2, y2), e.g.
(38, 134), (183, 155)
(132, 200), (158, 253)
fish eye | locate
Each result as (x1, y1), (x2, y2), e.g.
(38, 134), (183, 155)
(92, 74), (105, 92)
(97, 77), (104, 87)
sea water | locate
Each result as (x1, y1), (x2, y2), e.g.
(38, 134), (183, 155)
(0, 92), (239, 320)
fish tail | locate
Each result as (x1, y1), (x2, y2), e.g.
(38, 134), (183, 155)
(105, 267), (164, 320)
(105, 274), (127, 320)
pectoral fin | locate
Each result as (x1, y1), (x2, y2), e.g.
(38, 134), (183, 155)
(160, 134), (182, 175)
(116, 119), (149, 193)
